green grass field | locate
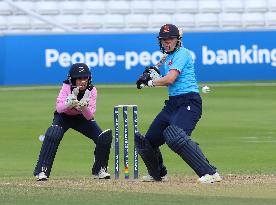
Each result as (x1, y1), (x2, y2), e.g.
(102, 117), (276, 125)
(0, 82), (276, 205)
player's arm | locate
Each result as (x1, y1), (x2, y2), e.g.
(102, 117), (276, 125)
(151, 69), (180, 86)
(136, 68), (179, 88)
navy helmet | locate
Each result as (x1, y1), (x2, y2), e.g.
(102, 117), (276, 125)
(68, 63), (92, 87)
(157, 24), (182, 54)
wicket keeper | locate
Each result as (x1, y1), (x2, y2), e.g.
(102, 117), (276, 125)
(34, 63), (112, 181)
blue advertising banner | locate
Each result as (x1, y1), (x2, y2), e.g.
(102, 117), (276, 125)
(184, 31), (276, 81)
(0, 36), (5, 85)
(1, 31), (276, 85)
(1, 33), (162, 85)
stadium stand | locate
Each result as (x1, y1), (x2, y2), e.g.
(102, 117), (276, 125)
(9, 15), (31, 30)
(268, 0), (276, 11)
(78, 14), (103, 29)
(222, 0), (244, 13)
(31, 17), (53, 30)
(35, 1), (59, 15)
(196, 13), (218, 28)
(104, 14), (125, 28)
(265, 12), (276, 26)
(220, 13), (243, 28)
(0, 16), (8, 30)
(59, 1), (83, 15)
(83, 1), (106, 14)
(0, 1), (13, 15)
(108, 1), (130, 14)
(131, 1), (153, 14)
(176, 0), (198, 14)
(150, 14), (172, 28)
(0, 0), (275, 33)
(244, 0), (267, 13)
(173, 13), (195, 29)
(125, 14), (149, 29)
(153, 1), (176, 14)
(55, 15), (79, 29)
(198, 0), (221, 13)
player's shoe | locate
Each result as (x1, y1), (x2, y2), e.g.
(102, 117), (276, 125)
(142, 175), (168, 182)
(212, 172), (222, 182)
(36, 172), (48, 181)
(197, 172), (222, 184)
(197, 174), (215, 184)
(93, 167), (111, 179)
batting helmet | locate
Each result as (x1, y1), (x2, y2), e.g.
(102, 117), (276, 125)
(158, 24), (180, 39)
(157, 24), (182, 54)
(68, 63), (92, 87)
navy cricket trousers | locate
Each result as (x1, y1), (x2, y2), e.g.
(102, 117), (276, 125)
(52, 111), (102, 143)
(145, 92), (202, 148)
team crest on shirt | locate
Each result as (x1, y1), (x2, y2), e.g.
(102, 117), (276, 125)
(168, 59), (172, 66)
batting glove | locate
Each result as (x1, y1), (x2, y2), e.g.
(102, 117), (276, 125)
(143, 66), (160, 75)
(136, 72), (152, 89)
(144, 66), (161, 81)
